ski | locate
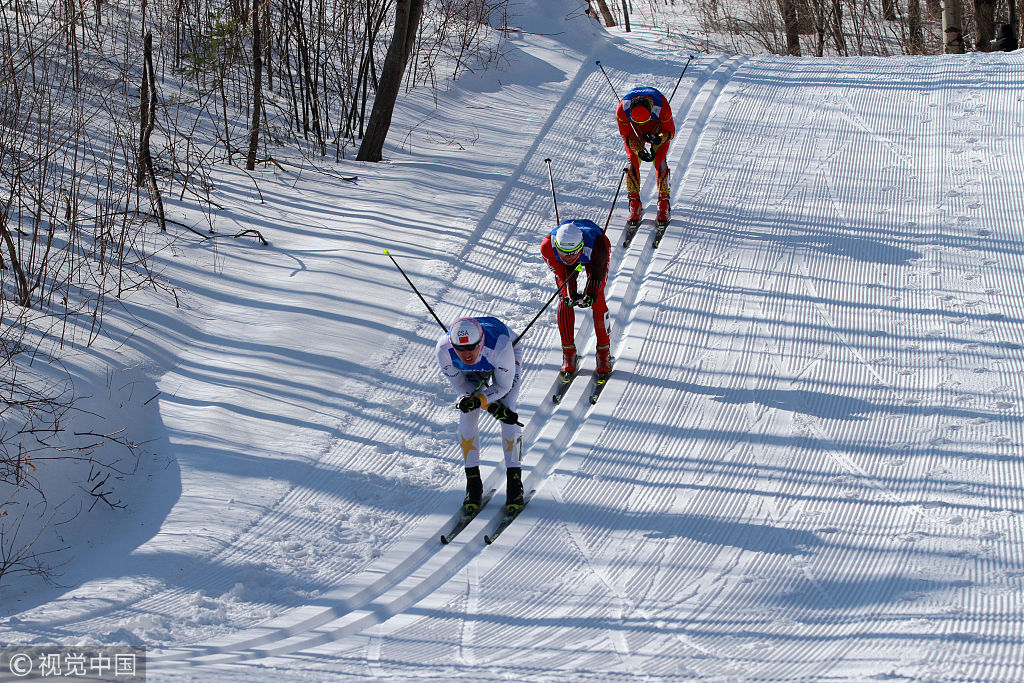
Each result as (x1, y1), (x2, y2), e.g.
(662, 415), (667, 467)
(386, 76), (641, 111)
(441, 488), (497, 544)
(588, 370), (613, 404)
(551, 369), (579, 403)
(622, 220), (641, 248)
(483, 490), (536, 545)
(652, 219), (669, 248)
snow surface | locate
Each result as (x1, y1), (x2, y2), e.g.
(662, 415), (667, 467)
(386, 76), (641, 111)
(3, 0), (1024, 680)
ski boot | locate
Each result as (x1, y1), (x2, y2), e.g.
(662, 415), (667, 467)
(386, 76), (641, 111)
(627, 194), (643, 226)
(560, 344), (578, 381)
(656, 197), (671, 226)
(462, 466), (483, 514)
(505, 467), (524, 515)
(596, 344), (614, 376)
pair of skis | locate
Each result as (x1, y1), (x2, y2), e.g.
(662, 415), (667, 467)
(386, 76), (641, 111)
(439, 489), (536, 545)
(551, 367), (613, 405)
(623, 217), (669, 249)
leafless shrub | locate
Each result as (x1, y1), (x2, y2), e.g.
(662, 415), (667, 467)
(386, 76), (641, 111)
(0, 0), (518, 584)
(637, 0), (1006, 56)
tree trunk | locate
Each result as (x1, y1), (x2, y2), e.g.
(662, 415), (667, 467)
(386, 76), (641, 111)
(0, 215), (31, 307)
(941, 0), (965, 53)
(831, 0), (847, 55)
(593, 0), (616, 26)
(357, 0), (424, 162)
(246, 0), (263, 170)
(621, 0), (631, 32)
(137, 30), (151, 188)
(138, 31), (166, 230)
(974, 0), (996, 51)
(883, 0), (897, 20)
(780, 0), (801, 55)
(908, 0), (924, 53)
(1017, 1), (1024, 47)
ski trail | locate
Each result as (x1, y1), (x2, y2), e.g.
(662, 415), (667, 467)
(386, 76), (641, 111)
(101, 41), (1024, 683)
(145, 50), (738, 676)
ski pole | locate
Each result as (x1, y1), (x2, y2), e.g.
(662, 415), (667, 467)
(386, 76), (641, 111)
(544, 158), (560, 225)
(668, 55), (695, 104)
(513, 264), (582, 346)
(383, 249), (448, 332)
(603, 168), (627, 235)
(595, 60), (620, 101)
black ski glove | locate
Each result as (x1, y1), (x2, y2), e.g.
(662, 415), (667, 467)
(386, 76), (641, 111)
(637, 146), (655, 162)
(458, 394), (482, 413)
(487, 402), (519, 425)
(642, 131), (661, 146)
(576, 294), (595, 308)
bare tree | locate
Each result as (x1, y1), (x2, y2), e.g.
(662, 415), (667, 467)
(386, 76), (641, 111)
(942, 0), (965, 52)
(246, 0), (265, 170)
(780, 0), (802, 54)
(357, 0), (424, 162)
(593, 0), (617, 26)
(974, 0), (996, 49)
(908, 0), (925, 52)
(138, 31), (166, 230)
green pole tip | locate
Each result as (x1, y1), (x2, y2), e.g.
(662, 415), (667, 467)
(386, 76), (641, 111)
(383, 249), (389, 255)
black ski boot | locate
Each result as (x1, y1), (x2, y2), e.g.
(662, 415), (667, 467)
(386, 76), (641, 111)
(463, 466), (483, 514)
(505, 467), (524, 515)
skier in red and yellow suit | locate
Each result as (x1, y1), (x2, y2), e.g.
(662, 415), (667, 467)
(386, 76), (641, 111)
(616, 86), (675, 224)
(540, 219), (612, 377)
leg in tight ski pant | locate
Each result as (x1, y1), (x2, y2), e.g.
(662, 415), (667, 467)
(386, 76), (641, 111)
(625, 140), (671, 198)
(458, 346), (523, 469)
(556, 284), (610, 350)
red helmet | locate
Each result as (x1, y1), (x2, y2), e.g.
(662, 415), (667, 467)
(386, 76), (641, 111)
(629, 104), (651, 123)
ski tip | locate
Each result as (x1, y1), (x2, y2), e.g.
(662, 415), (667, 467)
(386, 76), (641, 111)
(484, 535), (494, 545)
(440, 535), (450, 544)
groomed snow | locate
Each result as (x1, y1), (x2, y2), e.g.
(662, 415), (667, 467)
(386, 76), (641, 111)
(2, 1), (1023, 680)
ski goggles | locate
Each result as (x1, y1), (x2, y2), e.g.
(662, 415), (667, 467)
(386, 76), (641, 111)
(452, 338), (483, 352)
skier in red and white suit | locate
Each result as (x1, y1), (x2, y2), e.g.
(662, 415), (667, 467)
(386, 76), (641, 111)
(540, 219), (612, 377)
(616, 86), (675, 224)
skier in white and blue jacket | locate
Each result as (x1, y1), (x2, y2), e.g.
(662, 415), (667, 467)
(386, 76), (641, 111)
(436, 316), (524, 514)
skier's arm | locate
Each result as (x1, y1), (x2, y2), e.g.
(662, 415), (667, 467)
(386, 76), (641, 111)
(617, 103), (643, 152)
(656, 101), (675, 144)
(436, 338), (477, 395)
(584, 235), (611, 298)
(478, 337), (517, 405)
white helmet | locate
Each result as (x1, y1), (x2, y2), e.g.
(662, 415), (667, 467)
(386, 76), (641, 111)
(553, 221), (584, 255)
(449, 317), (484, 350)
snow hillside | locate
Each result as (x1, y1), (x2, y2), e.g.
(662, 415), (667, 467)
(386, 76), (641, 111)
(4, 0), (1024, 680)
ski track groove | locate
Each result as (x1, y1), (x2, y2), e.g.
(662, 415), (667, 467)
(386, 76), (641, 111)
(149, 46), (643, 670)
(41, 43), (1024, 681)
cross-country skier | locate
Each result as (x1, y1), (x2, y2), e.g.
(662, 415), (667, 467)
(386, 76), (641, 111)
(616, 86), (675, 225)
(541, 219), (613, 379)
(436, 316), (524, 515)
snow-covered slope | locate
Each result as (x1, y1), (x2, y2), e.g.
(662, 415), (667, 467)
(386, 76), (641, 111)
(2, 1), (1024, 680)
